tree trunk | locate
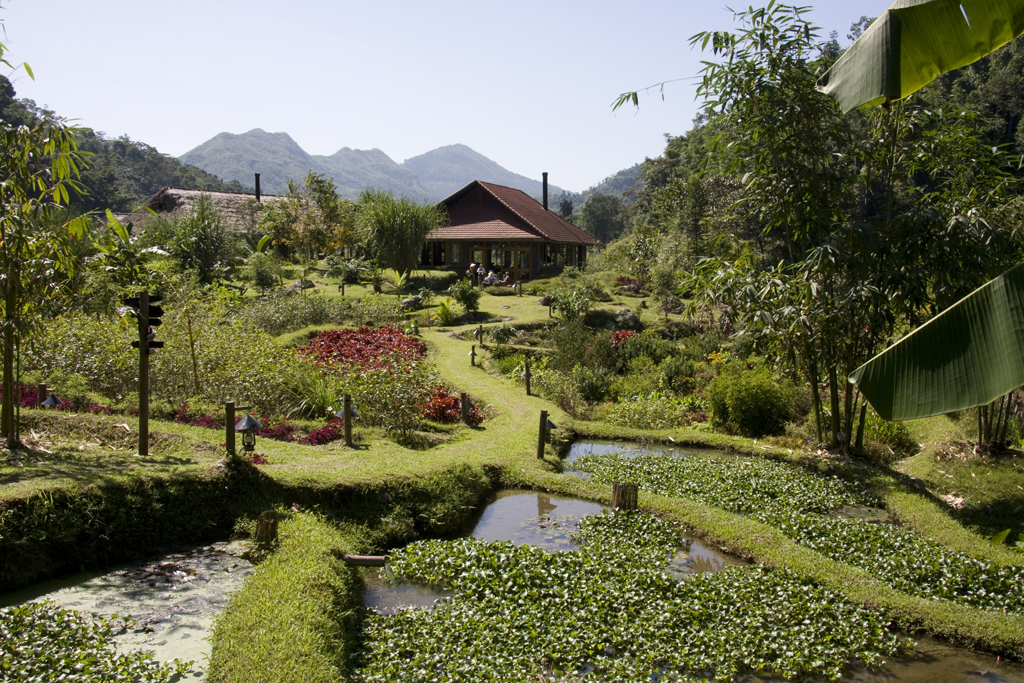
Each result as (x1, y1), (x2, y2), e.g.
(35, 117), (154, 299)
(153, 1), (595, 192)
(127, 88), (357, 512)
(829, 365), (841, 447)
(2, 260), (18, 449)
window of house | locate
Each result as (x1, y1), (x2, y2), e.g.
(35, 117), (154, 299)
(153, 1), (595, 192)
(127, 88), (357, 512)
(449, 243), (461, 265)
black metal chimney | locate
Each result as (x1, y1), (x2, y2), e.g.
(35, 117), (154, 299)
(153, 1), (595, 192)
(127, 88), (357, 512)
(255, 173), (261, 203)
(542, 172), (548, 211)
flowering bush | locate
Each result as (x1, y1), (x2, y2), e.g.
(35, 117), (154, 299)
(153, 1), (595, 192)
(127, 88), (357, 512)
(421, 387), (485, 425)
(301, 325), (427, 371)
(298, 418), (345, 445)
(611, 330), (638, 349)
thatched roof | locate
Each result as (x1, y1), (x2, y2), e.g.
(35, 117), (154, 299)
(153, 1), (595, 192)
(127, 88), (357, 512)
(121, 187), (285, 234)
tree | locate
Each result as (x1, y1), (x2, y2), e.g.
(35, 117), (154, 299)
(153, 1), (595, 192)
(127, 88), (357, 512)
(170, 194), (234, 283)
(579, 194), (627, 243)
(357, 190), (447, 277)
(0, 85), (89, 448)
(258, 172), (356, 260)
(558, 197), (574, 218)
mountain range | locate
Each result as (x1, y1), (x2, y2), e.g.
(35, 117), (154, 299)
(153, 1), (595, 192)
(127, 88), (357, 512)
(179, 129), (566, 201)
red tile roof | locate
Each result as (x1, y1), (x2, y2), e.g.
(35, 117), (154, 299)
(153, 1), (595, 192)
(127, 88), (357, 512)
(430, 180), (600, 246)
(428, 220), (542, 241)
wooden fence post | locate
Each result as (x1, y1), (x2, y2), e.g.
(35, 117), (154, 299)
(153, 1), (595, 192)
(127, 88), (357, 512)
(344, 393), (353, 447)
(611, 481), (639, 511)
(255, 510), (278, 548)
(225, 401), (236, 457)
(461, 392), (469, 425)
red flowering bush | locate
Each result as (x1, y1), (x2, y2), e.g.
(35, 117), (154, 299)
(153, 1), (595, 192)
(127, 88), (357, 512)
(300, 325), (427, 371)
(421, 387), (485, 426)
(615, 276), (646, 289)
(299, 418), (345, 445)
(612, 330), (639, 349)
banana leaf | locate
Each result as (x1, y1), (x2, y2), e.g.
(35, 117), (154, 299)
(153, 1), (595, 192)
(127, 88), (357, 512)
(850, 262), (1024, 421)
(818, 0), (1024, 113)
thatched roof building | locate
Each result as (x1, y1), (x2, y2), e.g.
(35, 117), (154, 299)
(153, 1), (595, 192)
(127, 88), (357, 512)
(120, 187), (284, 234)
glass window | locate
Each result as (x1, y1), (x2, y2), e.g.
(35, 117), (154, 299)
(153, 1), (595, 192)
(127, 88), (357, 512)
(491, 247), (503, 265)
(449, 243), (460, 264)
(518, 249), (529, 269)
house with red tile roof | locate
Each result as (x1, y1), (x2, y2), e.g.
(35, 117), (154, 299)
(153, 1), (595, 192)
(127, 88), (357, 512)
(423, 178), (600, 281)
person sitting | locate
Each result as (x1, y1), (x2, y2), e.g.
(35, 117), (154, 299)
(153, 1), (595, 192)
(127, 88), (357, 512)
(500, 271), (513, 286)
(484, 270), (497, 285)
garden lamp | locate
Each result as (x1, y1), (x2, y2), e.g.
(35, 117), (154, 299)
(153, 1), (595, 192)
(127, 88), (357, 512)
(235, 414), (264, 453)
(334, 405), (359, 419)
(546, 418), (557, 433)
(469, 345), (477, 367)
(40, 393), (63, 408)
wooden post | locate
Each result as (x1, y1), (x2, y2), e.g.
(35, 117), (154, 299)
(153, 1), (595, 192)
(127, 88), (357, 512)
(36, 383), (46, 406)
(254, 510), (278, 548)
(225, 401), (236, 457)
(524, 357), (532, 396)
(341, 282), (345, 296)
(611, 482), (639, 511)
(517, 282), (522, 297)
(476, 325), (483, 344)
(138, 290), (150, 457)
(537, 410), (548, 459)
(470, 344), (476, 367)
(344, 393), (353, 447)
(460, 392), (469, 425)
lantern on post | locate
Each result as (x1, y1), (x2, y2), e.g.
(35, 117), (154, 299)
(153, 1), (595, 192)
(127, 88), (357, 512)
(537, 410), (557, 459)
(40, 394), (64, 409)
(469, 345), (477, 367)
(521, 357), (532, 396)
(235, 414), (264, 453)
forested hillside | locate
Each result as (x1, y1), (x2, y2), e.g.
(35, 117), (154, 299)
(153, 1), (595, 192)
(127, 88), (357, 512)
(0, 76), (246, 212)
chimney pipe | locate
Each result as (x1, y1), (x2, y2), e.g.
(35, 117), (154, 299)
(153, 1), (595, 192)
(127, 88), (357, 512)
(542, 172), (548, 211)
(255, 173), (261, 203)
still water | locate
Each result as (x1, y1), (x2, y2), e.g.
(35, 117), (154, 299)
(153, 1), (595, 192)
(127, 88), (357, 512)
(1, 540), (254, 679)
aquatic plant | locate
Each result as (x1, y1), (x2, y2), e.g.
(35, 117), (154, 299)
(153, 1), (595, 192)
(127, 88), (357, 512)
(574, 451), (1024, 613)
(2, 601), (192, 682)
(354, 510), (910, 682)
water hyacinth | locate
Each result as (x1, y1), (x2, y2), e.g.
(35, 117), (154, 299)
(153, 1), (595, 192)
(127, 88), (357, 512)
(574, 451), (1024, 614)
(354, 511), (910, 682)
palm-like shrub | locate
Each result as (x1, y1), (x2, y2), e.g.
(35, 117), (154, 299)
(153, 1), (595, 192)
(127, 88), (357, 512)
(431, 298), (462, 326)
(448, 278), (481, 312)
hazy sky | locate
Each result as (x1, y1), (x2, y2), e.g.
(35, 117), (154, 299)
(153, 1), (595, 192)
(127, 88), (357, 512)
(2, 1), (893, 193)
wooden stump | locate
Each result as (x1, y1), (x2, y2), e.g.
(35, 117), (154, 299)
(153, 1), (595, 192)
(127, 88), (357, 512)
(254, 510), (278, 547)
(611, 482), (638, 511)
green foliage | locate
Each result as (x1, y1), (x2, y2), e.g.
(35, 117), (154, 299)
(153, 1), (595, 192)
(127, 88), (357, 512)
(336, 361), (436, 436)
(356, 510), (910, 682)
(597, 394), (707, 429)
(169, 193), (235, 282)
(488, 350), (526, 377)
(448, 278), (480, 312)
(617, 330), (674, 365)
(571, 364), (611, 403)
(247, 251), (280, 291)
(706, 364), (795, 437)
(862, 411), (917, 455)
(430, 298), (462, 327)
(2, 601), (193, 682)
(236, 291), (403, 336)
(579, 193), (628, 242)
(487, 323), (519, 345)
(358, 190), (446, 276)
(608, 356), (663, 400)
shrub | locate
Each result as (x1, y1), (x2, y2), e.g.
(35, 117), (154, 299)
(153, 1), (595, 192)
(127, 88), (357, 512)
(431, 298), (462, 327)
(298, 418), (345, 445)
(611, 330), (638, 349)
(300, 325), (427, 371)
(483, 285), (517, 296)
(257, 418), (297, 442)
(449, 278), (481, 312)
(609, 356), (663, 400)
(659, 355), (697, 394)
(706, 364), (795, 437)
(487, 324), (518, 345)
(863, 410), (917, 454)
(617, 330), (674, 365)
(572, 365), (611, 403)
(421, 387), (485, 425)
(597, 393), (708, 430)
(489, 350), (526, 377)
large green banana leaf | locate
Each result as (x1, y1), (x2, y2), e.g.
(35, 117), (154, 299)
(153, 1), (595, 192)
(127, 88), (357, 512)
(850, 262), (1024, 421)
(818, 0), (1024, 113)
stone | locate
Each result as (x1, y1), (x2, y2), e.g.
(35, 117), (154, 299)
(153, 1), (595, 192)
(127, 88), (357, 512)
(400, 296), (422, 310)
(614, 308), (641, 330)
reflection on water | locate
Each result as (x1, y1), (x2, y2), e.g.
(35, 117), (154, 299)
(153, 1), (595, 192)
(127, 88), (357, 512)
(565, 439), (737, 467)
(364, 490), (745, 613)
(844, 635), (1024, 682)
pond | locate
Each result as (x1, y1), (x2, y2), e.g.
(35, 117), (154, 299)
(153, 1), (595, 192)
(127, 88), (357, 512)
(0, 540), (254, 679)
(363, 489), (746, 614)
(356, 443), (1024, 682)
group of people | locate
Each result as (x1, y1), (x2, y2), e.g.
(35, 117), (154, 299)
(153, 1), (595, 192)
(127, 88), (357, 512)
(469, 263), (514, 287)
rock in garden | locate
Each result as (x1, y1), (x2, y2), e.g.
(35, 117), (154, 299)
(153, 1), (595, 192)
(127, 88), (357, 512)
(400, 296), (422, 310)
(620, 283), (643, 294)
(288, 278), (315, 290)
(614, 308), (641, 330)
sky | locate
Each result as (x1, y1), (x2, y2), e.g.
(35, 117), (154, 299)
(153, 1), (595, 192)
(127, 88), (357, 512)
(2, 0), (894, 193)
